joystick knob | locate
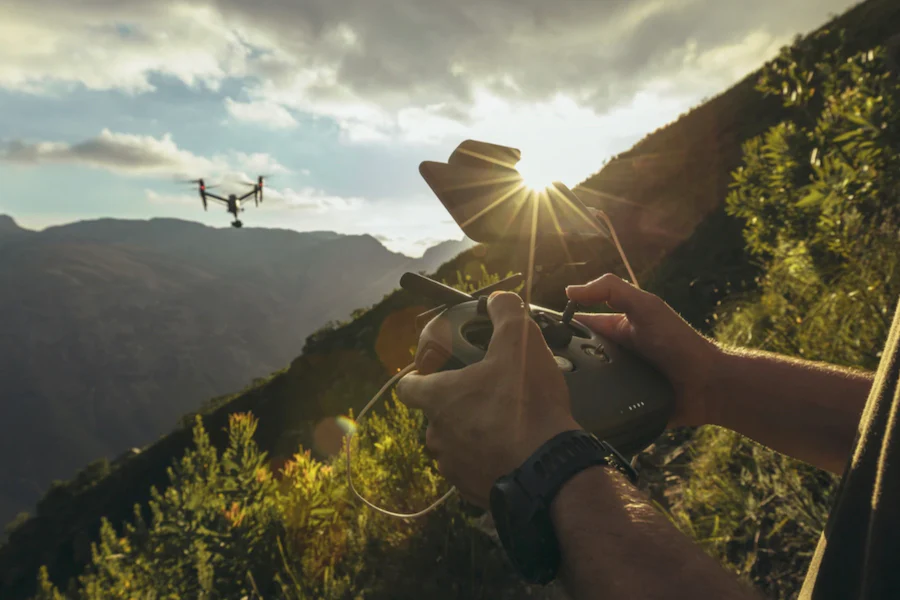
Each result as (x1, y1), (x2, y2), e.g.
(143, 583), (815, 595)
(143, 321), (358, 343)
(540, 318), (573, 349)
(561, 301), (579, 325)
(535, 303), (579, 350)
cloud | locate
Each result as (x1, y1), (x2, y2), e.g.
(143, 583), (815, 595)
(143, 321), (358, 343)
(0, 3), (249, 94)
(224, 98), (298, 128)
(0, 130), (218, 176)
(265, 187), (365, 213)
(0, 130), (289, 180)
(0, 0), (858, 141)
(144, 189), (198, 206)
(230, 152), (290, 177)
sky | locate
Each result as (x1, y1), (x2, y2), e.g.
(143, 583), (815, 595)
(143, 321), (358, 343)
(0, 0), (861, 257)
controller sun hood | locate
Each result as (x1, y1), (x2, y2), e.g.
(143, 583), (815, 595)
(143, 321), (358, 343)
(419, 140), (611, 252)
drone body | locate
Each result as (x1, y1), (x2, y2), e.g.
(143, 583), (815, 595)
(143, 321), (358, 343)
(186, 176), (266, 228)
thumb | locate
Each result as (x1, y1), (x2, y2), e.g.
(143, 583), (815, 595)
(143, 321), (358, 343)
(484, 291), (537, 358)
(573, 313), (636, 351)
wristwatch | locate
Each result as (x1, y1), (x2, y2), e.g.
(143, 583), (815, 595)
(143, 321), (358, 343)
(489, 429), (639, 585)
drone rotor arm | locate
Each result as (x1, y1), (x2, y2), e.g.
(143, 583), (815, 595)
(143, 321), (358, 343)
(236, 188), (258, 202)
(203, 192), (229, 203)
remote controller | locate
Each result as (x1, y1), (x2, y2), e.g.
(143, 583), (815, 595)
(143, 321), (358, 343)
(401, 272), (675, 457)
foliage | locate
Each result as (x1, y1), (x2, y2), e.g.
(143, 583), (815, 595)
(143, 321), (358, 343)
(444, 264), (515, 295)
(4, 512), (30, 537)
(726, 32), (900, 367)
(33, 404), (532, 599)
(670, 428), (837, 599)
(670, 31), (900, 599)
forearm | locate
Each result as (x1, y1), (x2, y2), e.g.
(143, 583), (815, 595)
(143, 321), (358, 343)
(708, 345), (874, 474)
(551, 465), (760, 600)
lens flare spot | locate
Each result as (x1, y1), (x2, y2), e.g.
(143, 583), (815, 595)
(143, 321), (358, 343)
(336, 415), (357, 436)
(375, 307), (422, 372)
(313, 417), (346, 457)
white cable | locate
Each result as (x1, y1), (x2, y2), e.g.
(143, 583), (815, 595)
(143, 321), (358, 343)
(346, 363), (457, 518)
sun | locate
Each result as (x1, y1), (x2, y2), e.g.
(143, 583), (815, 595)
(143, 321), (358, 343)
(516, 156), (557, 192)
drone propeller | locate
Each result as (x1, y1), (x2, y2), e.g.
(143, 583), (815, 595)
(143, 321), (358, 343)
(237, 175), (269, 205)
(176, 178), (220, 189)
(237, 175), (272, 186)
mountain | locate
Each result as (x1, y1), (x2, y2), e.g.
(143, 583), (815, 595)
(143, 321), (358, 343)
(0, 217), (472, 529)
(0, 215), (21, 233)
(4, 0), (900, 597)
(0, 215), (31, 247)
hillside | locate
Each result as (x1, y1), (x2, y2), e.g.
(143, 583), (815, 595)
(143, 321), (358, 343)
(573, 0), (900, 322)
(0, 216), (471, 530)
(4, 0), (900, 597)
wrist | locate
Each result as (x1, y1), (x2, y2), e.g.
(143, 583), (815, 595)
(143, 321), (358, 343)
(514, 413), (581, 467)
(490, 431), (635, 585)
(549, 464), (619, 527)
(703, 343), (733, 428)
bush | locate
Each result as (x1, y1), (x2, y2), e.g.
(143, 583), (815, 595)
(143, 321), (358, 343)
(34, 400), (536, 599)
(670, 30), (900, 599)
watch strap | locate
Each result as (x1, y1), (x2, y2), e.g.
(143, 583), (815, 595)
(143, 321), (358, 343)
(517, 429), (638, 505)
(490, 429), (638, 584)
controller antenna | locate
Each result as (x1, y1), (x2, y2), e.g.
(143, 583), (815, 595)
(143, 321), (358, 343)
(400, 272), (474, 306)
(561, 301), (579, 325)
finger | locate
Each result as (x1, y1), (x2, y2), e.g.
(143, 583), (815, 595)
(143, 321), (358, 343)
(395, 371), (454, 416)
(573, 313), (636, 350)
(415, 345), (452, 375)
(483, 291), (539, 360)
(566, 273), (651, 314)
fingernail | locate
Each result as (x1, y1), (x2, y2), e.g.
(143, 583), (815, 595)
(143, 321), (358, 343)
(489, 290), (503, 300)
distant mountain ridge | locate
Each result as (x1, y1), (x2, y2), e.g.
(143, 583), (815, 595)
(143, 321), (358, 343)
(0, 215), (473, 528)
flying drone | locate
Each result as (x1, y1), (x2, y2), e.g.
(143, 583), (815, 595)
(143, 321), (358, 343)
(182, 176), (268, 228)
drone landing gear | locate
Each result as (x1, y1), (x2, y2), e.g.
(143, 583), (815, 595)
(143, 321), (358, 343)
(231, 220), (243, 228)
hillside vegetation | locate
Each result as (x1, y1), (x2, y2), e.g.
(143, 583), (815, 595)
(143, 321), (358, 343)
(668, 28), (900, 599)
(5, 0), (900, 598)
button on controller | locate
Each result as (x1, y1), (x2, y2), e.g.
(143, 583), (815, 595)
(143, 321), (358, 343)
(584, 344), (610, 362)
(554, 356), (575, 372)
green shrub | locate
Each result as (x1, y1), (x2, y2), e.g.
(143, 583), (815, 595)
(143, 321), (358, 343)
(670, 30), (900, 599)
(33, 396), (529, 599)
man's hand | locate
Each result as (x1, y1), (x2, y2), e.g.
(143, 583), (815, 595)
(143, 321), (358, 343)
(395, 291), (580, 508)
(566, 273), (719, 428)
(567, 273), (873, 474)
